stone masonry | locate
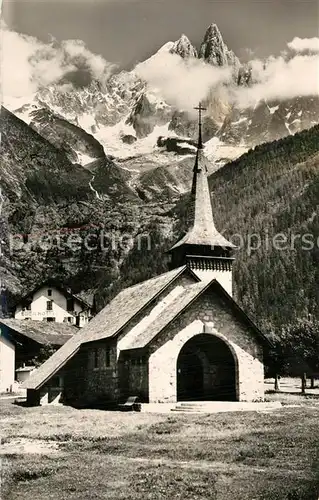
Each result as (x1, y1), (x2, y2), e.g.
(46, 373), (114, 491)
(148, 289), (264, 403)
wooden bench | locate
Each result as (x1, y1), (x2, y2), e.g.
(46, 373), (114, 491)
(118, 396), (141, 412)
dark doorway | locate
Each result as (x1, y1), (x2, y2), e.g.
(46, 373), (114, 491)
(176, 334), (237, 401)
(177, 350), (204, 401)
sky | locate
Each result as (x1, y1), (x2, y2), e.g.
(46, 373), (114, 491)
(2, 0), (319, 68)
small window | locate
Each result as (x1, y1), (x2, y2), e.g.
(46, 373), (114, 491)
(46, 300), (53, 311)
(105, 347), (111, 367)
(48, 289), (52, 297)
(93, 349), (99, 369)
(66, 298), (74, 312)
(47, 317), (55, 322)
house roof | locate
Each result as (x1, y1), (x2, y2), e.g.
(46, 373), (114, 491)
(23, 266), (192, 390)
(0, 319), (76, 346)
(17, 280), (93, 310)
(124, 279), (271, 350)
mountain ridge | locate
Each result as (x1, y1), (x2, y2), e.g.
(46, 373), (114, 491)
(5, 23), (318, 167)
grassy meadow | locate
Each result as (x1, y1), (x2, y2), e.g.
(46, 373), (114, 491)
(0, 395), (319, 500)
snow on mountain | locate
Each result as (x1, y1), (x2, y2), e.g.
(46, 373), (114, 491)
(219, 96), (319, 145)
(77, 151), (99, 167)
(4, 22), (319, 173)
(92, 119), (173, 158)
(170, 34), (198, 59)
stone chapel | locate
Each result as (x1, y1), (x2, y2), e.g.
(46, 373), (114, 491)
(24, 105), (270, 407)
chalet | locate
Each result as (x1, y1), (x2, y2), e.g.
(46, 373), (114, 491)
(14, 282), (93, 327)
(24, 109), (271, 408)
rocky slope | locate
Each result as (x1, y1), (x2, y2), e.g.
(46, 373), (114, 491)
(29, 108), (105, 165)
(0, 107), (174, 301)
(219, 96), (319, 146)
(170, 34), (198, 58)
(0, 107), (92, 203)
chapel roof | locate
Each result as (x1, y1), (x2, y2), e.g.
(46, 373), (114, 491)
(124, 279), (271, 350)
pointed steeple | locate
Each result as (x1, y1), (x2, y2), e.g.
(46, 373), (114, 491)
(170, 103), (234, 251)
(168, 103), (235, 295)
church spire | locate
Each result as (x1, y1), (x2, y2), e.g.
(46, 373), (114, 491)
(170, 102), (234, 251)
(168, 103), (235, 295)
(194, 102), (205, 150)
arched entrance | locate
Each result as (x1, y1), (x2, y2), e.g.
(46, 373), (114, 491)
(176, 334), (237, 401)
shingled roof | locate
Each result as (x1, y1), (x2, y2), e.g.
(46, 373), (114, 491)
(0, 319), (76, 346)
(124, 279), (271, 350)
(23, 266), (192, 390)
(125, 281), (209, 349)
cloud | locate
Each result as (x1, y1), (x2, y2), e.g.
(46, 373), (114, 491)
(135, 44), (232, 112)
(0, 22), (116, 102)
(135, 38), (319, 113)
(234, 50), (319, 108)
(1, 25), (318, 114)
(287, 37), (319, 53)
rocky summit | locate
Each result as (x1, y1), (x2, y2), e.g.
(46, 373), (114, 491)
(170, 34), (198, 59)
(199, 23), (240, 69)
(5, 22), (318, 168)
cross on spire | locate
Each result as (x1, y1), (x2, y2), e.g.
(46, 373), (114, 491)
(194, 102), (207, 149)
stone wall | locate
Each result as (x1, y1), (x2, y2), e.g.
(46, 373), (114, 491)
(126, 356), (148, 401)
(59, 343), (118, 405)
(84, 343), (118, 402)
(148, 289), (265, 403)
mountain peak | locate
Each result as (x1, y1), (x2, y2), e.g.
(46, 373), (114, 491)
(170, 34), (198, 59)
(199, 23), (240, 68)
(205, 23), (222, 36)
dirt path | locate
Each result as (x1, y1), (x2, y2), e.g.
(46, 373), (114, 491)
(77, 452), (308, 480)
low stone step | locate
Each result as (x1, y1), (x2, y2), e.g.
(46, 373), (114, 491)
(171, 408), (207, 413)
(171, 401), (282, 414)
